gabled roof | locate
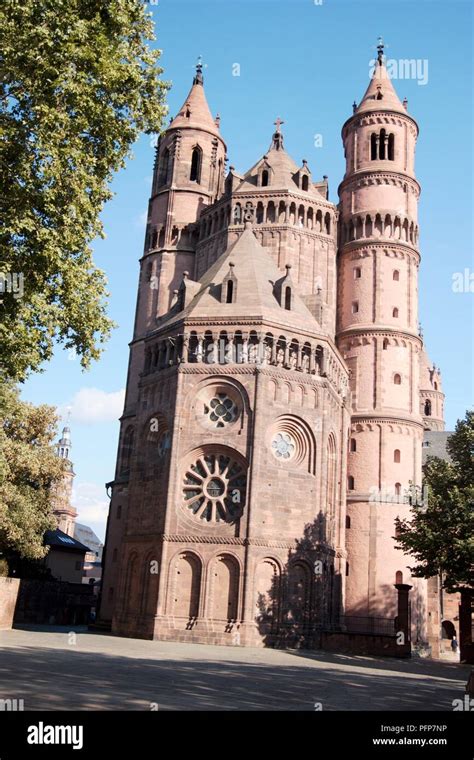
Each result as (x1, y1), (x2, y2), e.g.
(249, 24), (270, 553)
(158, 224), (323, 334)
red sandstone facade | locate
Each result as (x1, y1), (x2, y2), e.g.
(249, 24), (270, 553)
(99, 49), (446, 649)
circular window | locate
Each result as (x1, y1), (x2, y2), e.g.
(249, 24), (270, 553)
(183, 452), (246, 523)
(271, 432), (296, 460)
(204, 394), (237, 428)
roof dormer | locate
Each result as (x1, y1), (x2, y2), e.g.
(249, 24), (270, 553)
(295, 159), (311, 191)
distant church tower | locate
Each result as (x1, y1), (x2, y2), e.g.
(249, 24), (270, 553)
(53, 424), (77, 537)
(337, 40), (427, 633)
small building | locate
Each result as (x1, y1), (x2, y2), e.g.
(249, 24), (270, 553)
(43, 529), (90, 584)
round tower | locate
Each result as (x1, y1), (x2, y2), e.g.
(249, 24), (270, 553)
(53, 425), (77, 537)
(137, 59), (227, 331)
(337, 41), (426, 636)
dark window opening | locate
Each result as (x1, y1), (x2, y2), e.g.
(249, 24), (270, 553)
(261, 170), (269, 187)
(190, 146), (202, 182)
(226, 280), (234, 304)
(302, 175), (309, 191)
(371, 133), (377, 160)
(388, 133), (395, 160)
(284, 286), (291, 310)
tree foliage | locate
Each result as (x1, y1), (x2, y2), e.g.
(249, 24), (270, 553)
(0, 382), (65, 562)
(395, 411), (474, 592)
(0, 0), (169, 380)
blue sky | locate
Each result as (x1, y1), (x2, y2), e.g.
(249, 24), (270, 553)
(20, 0), (473, 540)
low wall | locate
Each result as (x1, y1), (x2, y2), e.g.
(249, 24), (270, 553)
(321, 631), (411, 657)
(14, 579), (94, 625)
(0, 578), (20, 629)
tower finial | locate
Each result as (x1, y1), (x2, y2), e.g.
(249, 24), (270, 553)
(377, 36), (385, 65)
(271, 117), (285, 150)
(193, 55), (204, 85)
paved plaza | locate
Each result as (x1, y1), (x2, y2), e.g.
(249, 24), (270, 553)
(0, 626), (469, 711)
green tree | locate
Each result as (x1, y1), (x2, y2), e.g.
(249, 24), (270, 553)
(395, 411), (474, 592)
(0, 382), (65, 563)
(0, 0), (168, 380)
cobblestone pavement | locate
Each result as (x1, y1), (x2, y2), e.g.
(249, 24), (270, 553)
(0, 627), (469, 711)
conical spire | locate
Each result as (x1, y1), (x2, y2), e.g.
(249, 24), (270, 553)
(168, 58), (221, 136)
(355, 38), (407, 116)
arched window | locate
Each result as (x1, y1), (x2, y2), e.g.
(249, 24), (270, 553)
(302, 175), (309, 191)
(388, 133), (395, 161)
(392, 307), (399, 318)
(350, 438), (357, 452)
(354, 267), (361, 279)
(120, 427), (134, 476)
(395, 483), (402, 497)
(261, 169), (269, 187)
(190, 146), (202, 182)
(346, 562), (350, 577)
(379, 129), (386, 160)
(158, 147), (170, 186)
(394, 449), (401, 463)
(395, 570), (403, 584)
(216, 158), (223, 197)
(233, 203), (242, 224)
(352, 301), (359, 314)
(345, 515), (351, 529)
(394, 374), (402, 385)
(284, 286), (291, 311)
(434, 382), (438, 391)
(393, 269), (400, 281)
(424, 399), (432, 416)
(347, 475), (355, 491)
(383, 338), (389, 350)
(370, 133), (377, 160)
(226, 280), (234, 304)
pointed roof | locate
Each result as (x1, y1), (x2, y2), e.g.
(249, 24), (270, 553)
(419, 347), (443, 392)
(356, 41), (407, 116)
(237, 121), (309, 192)
(168, 61), (222, 137)
(158, 224), (323, 334)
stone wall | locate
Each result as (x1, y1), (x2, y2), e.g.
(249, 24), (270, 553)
(0, 578), (20, 629)
(14, 579), (94, 625)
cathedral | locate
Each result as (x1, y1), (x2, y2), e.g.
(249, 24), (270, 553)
(99, 43), (446, 650)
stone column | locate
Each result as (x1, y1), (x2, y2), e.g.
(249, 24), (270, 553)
(182, 333), (189, 363)
(242, 334), (249, 363)
(459, 589), (473, 664)
(196, 334), (203, 363)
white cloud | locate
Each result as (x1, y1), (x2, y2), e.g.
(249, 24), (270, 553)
(72, 481), (109, 542)
(65, 387), (125, 424)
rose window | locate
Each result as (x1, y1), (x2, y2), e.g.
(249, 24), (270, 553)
(183, 453), (246, 523)
(204, 394), (238, 428)
(271, 432), (296, 460)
